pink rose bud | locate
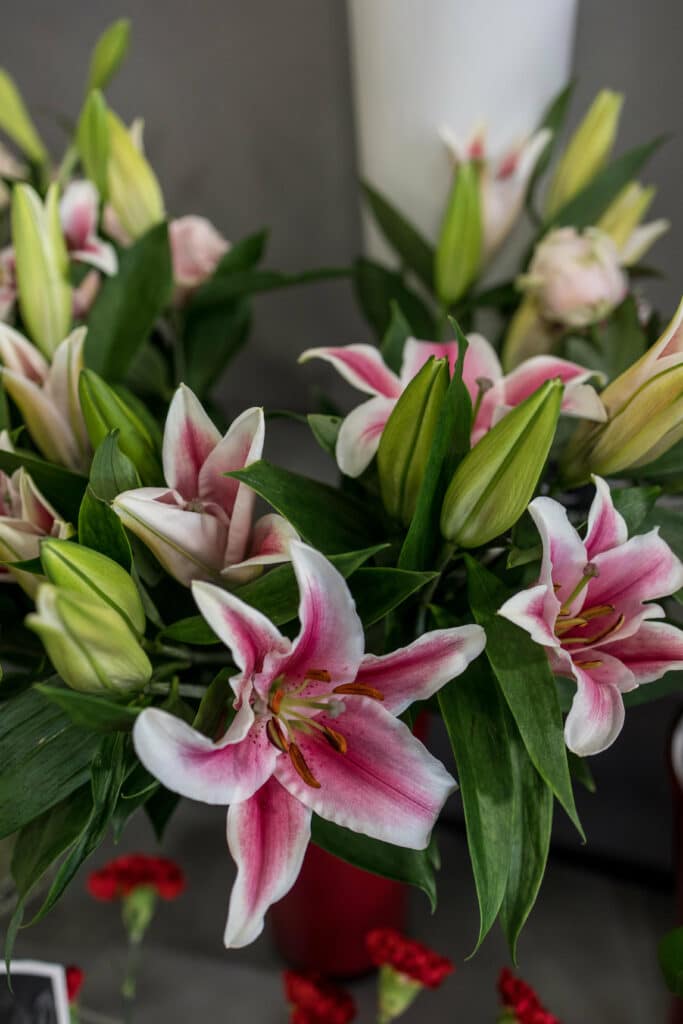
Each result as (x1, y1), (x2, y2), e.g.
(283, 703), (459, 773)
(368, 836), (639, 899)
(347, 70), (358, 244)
(520, 226), (627, 329)
(169, 215), (229, 300)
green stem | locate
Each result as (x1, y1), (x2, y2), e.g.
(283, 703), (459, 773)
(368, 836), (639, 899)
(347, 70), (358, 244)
(149, 640), (228, 665)
(121, 935), (143, 1024)
(149, 681), (209, 699)
(415, 541), (457, 637)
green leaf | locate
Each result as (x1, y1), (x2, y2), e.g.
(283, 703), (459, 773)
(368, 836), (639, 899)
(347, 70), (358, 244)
(6, 788), (92, 967)
(193, 668), (233, 739)
(350, 567), (437, 626)
(353, 258), (436, 340)
(85, 222), (173, 379)
(35, 683), (140, 732)
(0, 448), (86, 523)
(610, 484), (661, 535)
(646, 504), (683, 561)
(0, 687), (100, 838)
(633, 439), (683, 486)
(78, 486), (132, 569)
(526, 81), (576, 213)
(162, 545), (387, 642)
(659, 926), (683, 996)
(31, 732), (128, 922)
(229, 460), (383, 553)
(399, 324), (471, 570)
(188, 266), (350, 310)
(307, 414), (342, 457)
(549, 137), (666, 230)
(362, 183), (435, 291)
(438, 658), (514, 951)
(568, 751), (596, 793)
(500, 714), (553, 961)
(380, 301), (413, 374)
(467, 557), (583, 837)
(565, 297), (647, 380)
(311, 816), (437, 910)
(89, 430), (141, 501)
(86, 18), (131, 92)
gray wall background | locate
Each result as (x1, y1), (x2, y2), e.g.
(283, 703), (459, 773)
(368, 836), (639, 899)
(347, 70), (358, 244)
(3, 0), (683, 868)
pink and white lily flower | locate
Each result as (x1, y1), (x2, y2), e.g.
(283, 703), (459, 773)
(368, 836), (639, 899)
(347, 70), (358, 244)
(133, 541), (486, 947)
(114, 383), (298, 586)
(440, 125), (551, 260)
(0, 324), (90, 472)
(0, 434), (72, 594)
(300, 335), (605, 477)
(499, 477), (683, 756)
(169, 215), (230, 304)
(60, 181), (118, 276)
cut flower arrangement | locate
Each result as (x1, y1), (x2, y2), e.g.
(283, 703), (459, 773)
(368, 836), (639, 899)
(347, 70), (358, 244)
(1, 19), (683, 1004)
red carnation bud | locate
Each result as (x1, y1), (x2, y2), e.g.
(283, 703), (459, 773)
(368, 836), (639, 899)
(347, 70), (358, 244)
(283, 971), (356, 1024)
(497, 968), (560, 1024)
(65, 965), (84, 1004)
(86, 853), (185, 902)
(366, 928), (454, 988)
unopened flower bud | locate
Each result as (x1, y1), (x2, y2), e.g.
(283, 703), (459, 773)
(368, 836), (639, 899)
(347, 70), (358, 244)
(79, 369), (162, 485)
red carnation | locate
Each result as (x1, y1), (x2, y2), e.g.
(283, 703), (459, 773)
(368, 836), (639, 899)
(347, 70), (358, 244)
(366, 928), (454, 988)
(65, 965), (84, 1004)
(87, 853), (185, 902)
(498, 968), (560, 1024)
(283, 971), (356, 1024)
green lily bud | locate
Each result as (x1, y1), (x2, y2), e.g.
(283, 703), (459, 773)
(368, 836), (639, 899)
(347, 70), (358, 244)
(441, 379), (562, 547)
(79, 369), (162, 485)
(106, 109), (164, 239)
(12, 184), (72, 357)
(86, 19), (132, 93)
(27, 584), (151, 695)
(435, 160), (482, 305)
(0, 68), (47, 165)
(77, 90), (110, 198)
(377, 357), (449, 525)
(40, 539), (145, 636)
(545, 90), (623, 218)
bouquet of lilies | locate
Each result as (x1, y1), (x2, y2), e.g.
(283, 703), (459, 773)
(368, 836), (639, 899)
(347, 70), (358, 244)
(1, 19), (682, 995)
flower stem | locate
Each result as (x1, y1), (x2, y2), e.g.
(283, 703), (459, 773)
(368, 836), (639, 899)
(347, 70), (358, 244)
(149, 681), (210, 699)
(121, 935), (143, 1024)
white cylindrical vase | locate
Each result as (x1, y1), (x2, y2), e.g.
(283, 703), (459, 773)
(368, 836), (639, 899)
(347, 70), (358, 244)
(347, 0), (579, 262)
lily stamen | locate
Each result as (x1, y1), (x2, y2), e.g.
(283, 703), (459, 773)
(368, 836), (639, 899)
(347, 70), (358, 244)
(333, 682), (385, 701)
(305, 668), (332, 682)
(559, 562), (600, 614)
(266, 717), (290, 753)
(288, 742), (321, 789)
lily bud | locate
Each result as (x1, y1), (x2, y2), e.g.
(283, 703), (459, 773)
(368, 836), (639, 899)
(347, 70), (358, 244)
(77, 90), (110, 198)
(562, 299), (683, 481)
(441, 379), (562, 547)
(40, 538), (145, 636)
(545, 89), (623, 218)
(435, 161), (482, 305)
(79, 369), (162, 485)
(0, 68), (47, 165)
(27, 584), (151, 695)
(12, 184), (72, 357)
(377, 357), (449, 525)
(597, 181), (669, 267)
(106, 109), (164, 239)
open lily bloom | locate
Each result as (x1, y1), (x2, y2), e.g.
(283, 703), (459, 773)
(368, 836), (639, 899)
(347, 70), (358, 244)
(499, 477), (683, 756)
(114, 383), (297, 586)
(133, 541), (486, 947)
(300, 335), (605, 476)
(60, 181), (118, 276)
(0, 324), (90, 472)
(440, 125), (551, 260)
(169, 215), (229, 302)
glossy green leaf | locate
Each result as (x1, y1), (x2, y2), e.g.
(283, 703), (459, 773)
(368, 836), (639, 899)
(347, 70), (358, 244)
(78, 486), (132, 569)
(0, 687), (100, 838)
(500, 714), (553, 961)
(350, 567), (437, 626)
(311, 816), (437, 910)
(229, 460), (383, 553)
(188, 266), (350, 310)
(307, 414), (342, 457)
(659, 926), (683, 996)
(549, 137), (666, 230)
(183, 298), (251, 397)
(85, 222), (173, 379)
(89, 430), (141, 501)
(86, 19), (131, 92)
(380, 301), (412, 374)
(610, 484), (660, 535)
(438, 658), (514, 951)
(35, 683), (140, 732)
(363, 182), (435, 291)
(0, 448), (86, 523)
(353, 258), (436, 340)
(192, 668), (234, 739)
(467, 557), (582, 837)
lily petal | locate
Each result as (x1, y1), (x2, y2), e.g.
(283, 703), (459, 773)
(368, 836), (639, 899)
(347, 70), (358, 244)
(163, 383), (221, 498)
(584, 475), (627, 557)
(603, 620), (683, 685)
(564, 653), (634, 755)
(2, 367), (81, 470)
(44, 328), (90, 460)
(529, 496), (588, 618)
(133, 707), (278, 805)
(588, 528), (683, 616)
(60, 180), (98, 251)
(70, 238), (118, 276)
(399, 338), (459, 384)
(355, 624), (486, 715)
(299, 344), (402, 399)
(0, 323), (48, 383)
(498, 583), (559, 649)
(279, 542), (364, 691)
(335, 395), (395, 478)
(224, 778), (311, 948)
(500, 356), (605, 416)
(274, 697), (455, 849)
(221, 513), (297, 583)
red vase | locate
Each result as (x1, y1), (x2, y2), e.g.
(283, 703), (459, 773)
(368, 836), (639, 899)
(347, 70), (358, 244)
(270, 713), (429, 976)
